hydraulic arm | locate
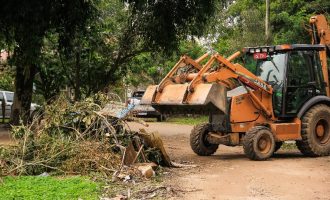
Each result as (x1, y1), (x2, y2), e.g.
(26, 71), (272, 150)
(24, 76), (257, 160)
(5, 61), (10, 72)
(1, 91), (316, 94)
(310, 14), (330, 96)
(142, 51), (274, 117)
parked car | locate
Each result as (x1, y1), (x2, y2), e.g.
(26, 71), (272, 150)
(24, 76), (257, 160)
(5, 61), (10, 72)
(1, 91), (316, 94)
(128, 90), (165, 121)
(0, 90), (39, 119)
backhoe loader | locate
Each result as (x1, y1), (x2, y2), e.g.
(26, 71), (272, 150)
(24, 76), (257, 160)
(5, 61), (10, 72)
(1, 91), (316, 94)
(141, 14), (330, 160)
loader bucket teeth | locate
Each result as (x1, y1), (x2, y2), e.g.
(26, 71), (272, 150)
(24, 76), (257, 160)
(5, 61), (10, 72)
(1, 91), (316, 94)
(141, 83), (227, 115)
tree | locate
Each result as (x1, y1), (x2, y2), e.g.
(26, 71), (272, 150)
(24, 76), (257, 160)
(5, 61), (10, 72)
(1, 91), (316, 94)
(211, 0), (329, 55)
(270, 0), (329, 44)
(0, 0), (98, 124)
(35, 0), (144, 101)
(125, 40), (207, 88)
(0, 0), (223, 124)
(125, 0), (223, 52)
(36, 0), (223, 101)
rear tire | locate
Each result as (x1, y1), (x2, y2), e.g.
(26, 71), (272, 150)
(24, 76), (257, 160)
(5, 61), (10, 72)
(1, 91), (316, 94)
(190, 123), (218, 156)
(296, 104), (330, 156)
(243, 126), (275, 161)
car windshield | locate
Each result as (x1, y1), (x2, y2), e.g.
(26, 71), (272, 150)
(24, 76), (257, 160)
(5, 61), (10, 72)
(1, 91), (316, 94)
(5, 92), (14, 102)
(244, 53), (287, 86)
(132, 91), (145, 98)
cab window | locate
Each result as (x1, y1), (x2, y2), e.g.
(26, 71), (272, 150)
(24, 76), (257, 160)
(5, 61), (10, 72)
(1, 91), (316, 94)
(285, 51), (316, 114)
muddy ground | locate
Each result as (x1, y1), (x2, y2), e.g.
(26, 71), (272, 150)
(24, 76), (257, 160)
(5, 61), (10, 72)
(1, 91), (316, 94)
(1, 122), (330, 200)
(129, 122), (330, 200)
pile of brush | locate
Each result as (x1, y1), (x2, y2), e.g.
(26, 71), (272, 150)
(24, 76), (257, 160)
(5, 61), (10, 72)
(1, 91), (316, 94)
(0, 93), (170, 177)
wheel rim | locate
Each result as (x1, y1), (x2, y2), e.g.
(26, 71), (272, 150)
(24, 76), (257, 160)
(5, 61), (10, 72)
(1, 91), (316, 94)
(314, 119), (330, 145)
(257, 134), (272, 154)
(202, 129), (213, 147)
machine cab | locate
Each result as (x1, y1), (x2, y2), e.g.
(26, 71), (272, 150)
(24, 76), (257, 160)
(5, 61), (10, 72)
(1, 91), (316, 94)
(243, 44), (327, 118)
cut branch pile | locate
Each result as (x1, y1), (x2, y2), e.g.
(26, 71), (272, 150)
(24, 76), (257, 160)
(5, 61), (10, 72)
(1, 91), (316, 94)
(0, 93), (170, 177)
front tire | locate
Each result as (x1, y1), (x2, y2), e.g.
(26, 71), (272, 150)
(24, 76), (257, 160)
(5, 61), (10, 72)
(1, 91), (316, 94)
(243, 126), (275, 160)
(296, 104), (330, 156)
(190, 123), (218, 156)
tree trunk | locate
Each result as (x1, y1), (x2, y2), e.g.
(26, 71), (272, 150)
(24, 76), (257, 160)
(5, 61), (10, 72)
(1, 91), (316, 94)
(11, 58), (37, 125)
(74, 51), (81, 101)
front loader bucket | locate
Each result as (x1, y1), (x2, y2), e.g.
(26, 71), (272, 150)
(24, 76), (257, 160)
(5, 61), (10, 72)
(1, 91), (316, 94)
(140, 83), (227, 115)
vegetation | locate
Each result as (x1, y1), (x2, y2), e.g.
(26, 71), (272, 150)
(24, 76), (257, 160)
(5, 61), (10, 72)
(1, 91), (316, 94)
(0, 0), (221, 124)
(0, 94), (168, 176)
(0, 176), (100, 200)
(0, 0), (329, 198)
(211, 0), (329, 55)
(0, 0), (328, 124)
(167, 116), (209, 125)
(0, 69), (14, 91)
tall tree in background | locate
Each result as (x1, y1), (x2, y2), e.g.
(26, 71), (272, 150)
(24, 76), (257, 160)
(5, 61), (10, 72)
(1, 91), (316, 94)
(0, 0), (97, 124)
(0, 0), (222, 124)
(211, 0), (329, 55)
(125, 40), (207, 87)
(36, 0), (139, 101)
(125, 0), (222, 52)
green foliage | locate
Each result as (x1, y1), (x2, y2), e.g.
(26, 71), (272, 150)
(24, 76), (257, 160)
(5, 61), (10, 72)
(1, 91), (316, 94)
(0, 69), (14, 91)
(125, 0), (223, 52)
(44, 0), (219, 99)
(1, 0), (223, 109)
(212, 0), (329, 54)
(0, 0), (100, 124)
(0, 176), (100, 200)
(281, 142), (297, 150)
(125, 40), (207, 87)
(213, 8), (266, 55)
(35, 0), (140, 100)
(270, 0), (329, 44)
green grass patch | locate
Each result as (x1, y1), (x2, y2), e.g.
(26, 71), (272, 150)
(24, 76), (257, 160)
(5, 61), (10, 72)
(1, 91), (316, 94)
(166, 115), (208, 125)
(0, 118), (10, 123)
(0, 176), (100, 200)
(281, 142), (297, 150)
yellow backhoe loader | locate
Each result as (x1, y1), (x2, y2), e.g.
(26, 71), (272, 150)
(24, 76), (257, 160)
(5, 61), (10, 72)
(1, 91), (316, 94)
(141, 14), (330, 160)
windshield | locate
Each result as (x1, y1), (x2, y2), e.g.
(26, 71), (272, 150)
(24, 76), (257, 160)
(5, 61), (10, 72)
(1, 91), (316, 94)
(5, 92), (14, 102)
(244, 53), (287, 86)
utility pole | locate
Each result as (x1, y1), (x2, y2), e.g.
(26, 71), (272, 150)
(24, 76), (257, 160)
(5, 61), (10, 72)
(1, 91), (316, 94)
(265, 0), (270, 45)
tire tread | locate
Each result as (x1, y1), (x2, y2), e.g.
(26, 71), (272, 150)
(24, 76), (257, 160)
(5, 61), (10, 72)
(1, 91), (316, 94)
(190, 123), (218, 156)
(243, 126), (275, 161)
(296, 104), (330, 156)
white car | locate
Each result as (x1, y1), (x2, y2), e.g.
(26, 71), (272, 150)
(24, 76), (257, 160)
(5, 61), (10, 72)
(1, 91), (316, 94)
(128, 90), (165, 121)
(0, 90), (39, 119)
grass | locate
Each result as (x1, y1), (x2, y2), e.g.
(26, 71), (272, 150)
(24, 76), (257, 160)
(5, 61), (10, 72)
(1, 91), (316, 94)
(0, 118), (10, 123)
(0, 176), (101, 200)
(281, 142), (297, 150)
(166, 115), (208, 125)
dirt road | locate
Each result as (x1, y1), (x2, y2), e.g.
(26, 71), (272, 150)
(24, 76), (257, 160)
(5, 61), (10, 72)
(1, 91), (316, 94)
(129, 122), (330, 200)
(0, 126), (11, 146)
